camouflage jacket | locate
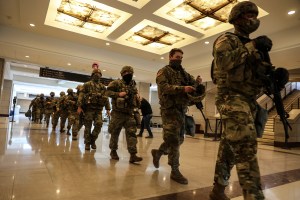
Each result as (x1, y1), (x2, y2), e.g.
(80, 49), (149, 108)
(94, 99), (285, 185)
(213, 32), (268, 111)
(156, 65), (204, 110)
(57, 95), (67, 111)
(34, 97), (45, 110)
(106, 79), (140, 113)
(77, 80), (109, 110)
(65, 94), (78, 112)
(44, 96), (55, 111)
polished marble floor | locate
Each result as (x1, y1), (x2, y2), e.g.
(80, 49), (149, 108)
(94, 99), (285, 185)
(1, 115), (300, 200)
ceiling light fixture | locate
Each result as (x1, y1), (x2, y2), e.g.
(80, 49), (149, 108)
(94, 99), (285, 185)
(67, 63), (71, 66)
(25, 56), (29, 58)
(29, 23), (35, 27)
(205, 41), (209, 44)
(55, 0), (121, 33)
(127, 25), (184, 49)
(167, 0), (239, 31)
(106, 42), (110, 46)
(288, 10), (296, 15)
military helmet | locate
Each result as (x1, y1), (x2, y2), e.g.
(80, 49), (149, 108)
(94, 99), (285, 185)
(91, 69), (102, 77)
(76, 84), (83, 90)
(67, 88), (73, 94)
(50, 91), (55, 96)
(120, 66), (134, 74)
(40, 93), (44, 98)
(60, 91), (65, 96)
(228, 1), (258, 24)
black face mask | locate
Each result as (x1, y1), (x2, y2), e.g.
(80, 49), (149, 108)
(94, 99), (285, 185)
(92, 74), (101, 83)
(236, 18), (260, 35)
(122, 74), (133, 84)
(169, 60), (182, 69)
(50, 94), (54, 97)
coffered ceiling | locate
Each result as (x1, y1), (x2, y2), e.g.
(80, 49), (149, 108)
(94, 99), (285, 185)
(0, 0), (300, 92)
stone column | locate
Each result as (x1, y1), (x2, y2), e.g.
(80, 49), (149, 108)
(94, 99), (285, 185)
(0, 80), (13, 117)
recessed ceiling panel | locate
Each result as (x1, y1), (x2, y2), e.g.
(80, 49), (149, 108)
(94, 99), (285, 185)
(154, 0), (268, 39)
(116, 20), (199, 55)
(118, 0), (151, 9)
(45, 0), (132, 39)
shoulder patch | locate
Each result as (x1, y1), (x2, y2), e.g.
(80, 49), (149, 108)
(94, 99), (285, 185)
(157, 69), (163, 77)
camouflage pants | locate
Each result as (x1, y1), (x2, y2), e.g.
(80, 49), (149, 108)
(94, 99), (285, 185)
(67, 111), (77, 129)
(72, 113), (84, 136)
(158, 107), (185, 169)
(34, 108), (42, 123)
(44, 110), (52, 126)
(83, 108), (103, 144)
(59, 111), (68, 130)
(108, 110), (137, 154)
(213, 98), (264, 200)
(52, 111), (59, 128)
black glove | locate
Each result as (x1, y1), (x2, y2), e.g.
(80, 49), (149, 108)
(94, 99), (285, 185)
(253, 35), (273, 52)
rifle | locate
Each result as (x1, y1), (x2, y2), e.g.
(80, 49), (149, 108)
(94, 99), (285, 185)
(262, 51), (291, 148)
(195, 101), (213, 134)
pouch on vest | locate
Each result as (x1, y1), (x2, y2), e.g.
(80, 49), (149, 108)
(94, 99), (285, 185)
(116, 98), (126, 109)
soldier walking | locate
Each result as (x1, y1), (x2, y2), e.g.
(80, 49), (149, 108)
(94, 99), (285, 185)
(106, 66), (142, 164)
(209, 2), (273, 200)
(77, 69), (110, 150)
(151, 48), (205, 184)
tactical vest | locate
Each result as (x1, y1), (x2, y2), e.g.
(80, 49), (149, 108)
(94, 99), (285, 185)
(212, 32), (266, 99)
(111, 79), (138, 113)
(83, 81), (107, 108)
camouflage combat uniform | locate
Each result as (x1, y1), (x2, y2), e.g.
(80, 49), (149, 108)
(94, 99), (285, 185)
(65, 89), (78, 136)
(29, 96), (38, 122)
(44, 96), (54, 127)
(209, 2), (272, 200)
(154, 62), (205, 182)
(58, 92), (68, 132)
(106, 66), (142, 163)
(34, 94), (45, 124)
(77, 69), (110, 150)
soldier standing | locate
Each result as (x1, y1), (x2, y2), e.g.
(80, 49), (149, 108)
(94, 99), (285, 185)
(106, 66), (142, 164)
(65, 88), (78, 136)
(151, 48), (205, 185)
(77, 69), (110, 150)
(51, 93), (60, 131)
(44, 92), (55, 128)
(209, 2), (272, 200)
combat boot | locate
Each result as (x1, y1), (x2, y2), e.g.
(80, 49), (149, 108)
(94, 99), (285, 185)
(85, 143), (90, 151)
(66, 128), (71, 135)
(170, 169), (188, 185)
(110, 150), (119, 160)
(209, 183), (230, 200)
(151, 149), (162, 168)
(91, 141), (97, 150)
(72, 134), (77, 140)
(129, 154), (143, 163)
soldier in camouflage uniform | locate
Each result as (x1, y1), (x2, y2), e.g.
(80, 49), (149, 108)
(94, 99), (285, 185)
(65, 88), (78, 136)
(151, 48), (205, 184)
(34, 94), (45, 124)
(71, 84), (84, 140)
(106, 66), (142, 164)
(44, 92), (56, 128)
(209, 2), (273, 200)
(77, 69), (110, 150)
(29, 95), (38, 122)
(51, 93), (60, 131)
(56, 91), (68, 132)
